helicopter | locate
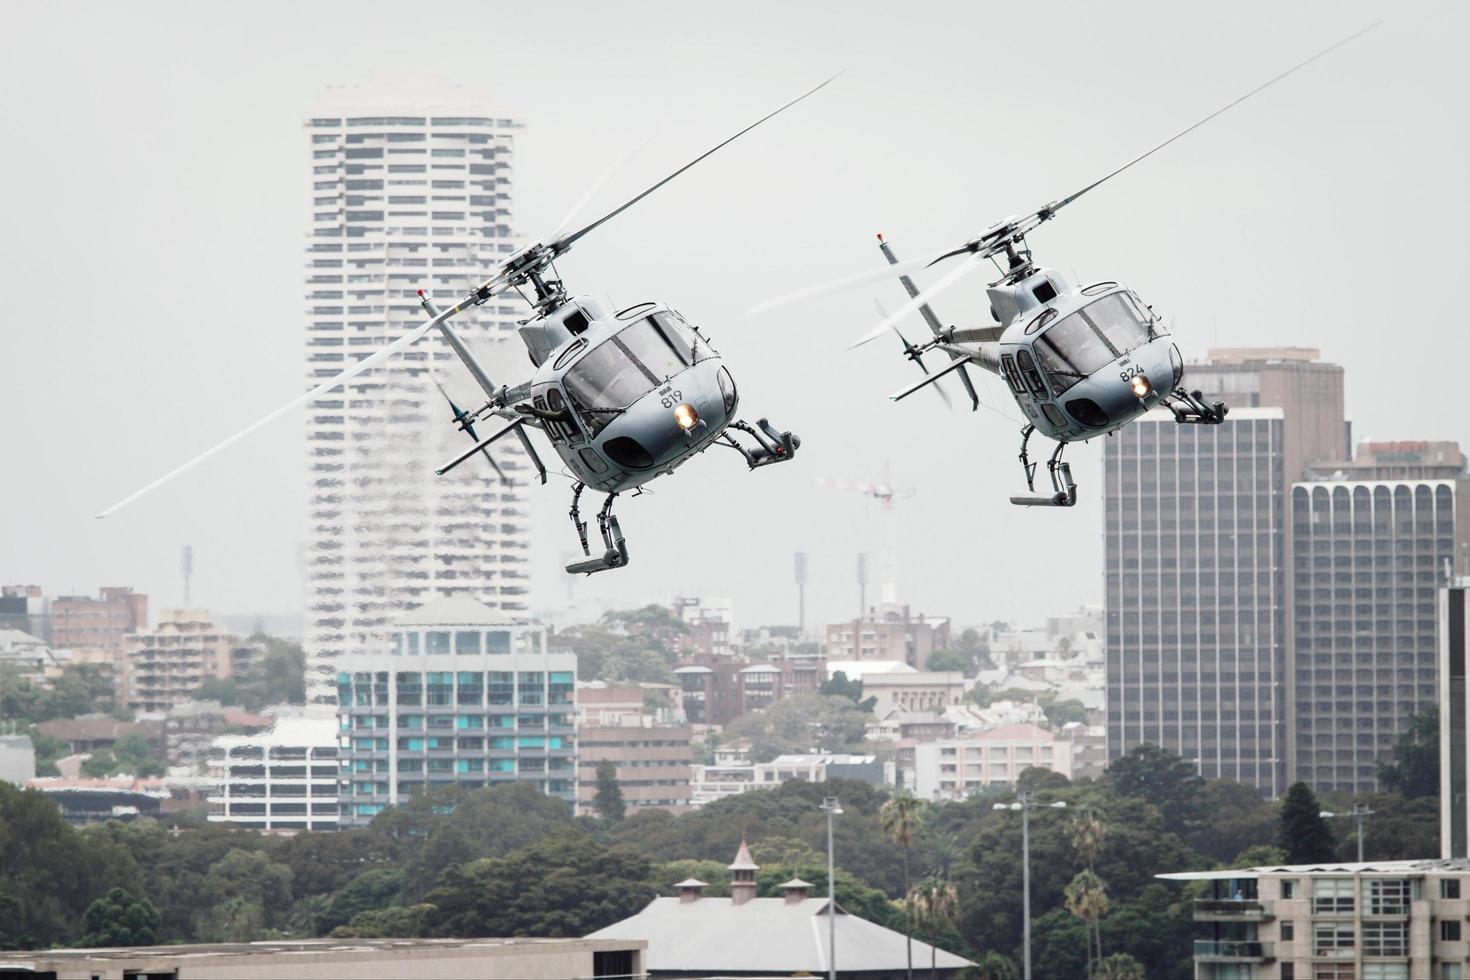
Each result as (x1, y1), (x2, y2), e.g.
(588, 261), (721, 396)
(757, 24), (1377, 508)
(98, 77), (834, 573)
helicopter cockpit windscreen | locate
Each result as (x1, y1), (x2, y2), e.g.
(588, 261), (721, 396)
(1032, 293), (1152, 395)
(563, 313), (698, 436)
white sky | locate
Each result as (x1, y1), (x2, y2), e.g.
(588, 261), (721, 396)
(2, 0), (1465, 633)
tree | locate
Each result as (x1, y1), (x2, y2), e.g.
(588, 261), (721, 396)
(1043, 698), (1088, 728)
(1377, 704), (1439, 798)
(1064, 870), (1109, 976)
(881, 791), (926, 980)
(1103, 744), (1204, 834)
(974, 951), (1019, 980)
(819, 671), (877, 712)
(910, 876), (960, 979)
(425, 830), (654, 938)
(1276, 782), (1336, 864)
(78, 888), (161, 947)
(195, 848), (294, 941)
(1183, 780), (1276, 864)
(1093, 952), (1146, 980)
(593, 759), (626, 823)
(315, 868), (406, 935)
(721, 693), (875, 763)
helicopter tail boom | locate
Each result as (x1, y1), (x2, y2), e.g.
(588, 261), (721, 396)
(877, 234), (980, 410)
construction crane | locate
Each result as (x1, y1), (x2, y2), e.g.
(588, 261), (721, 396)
(816, 462), (915, 615)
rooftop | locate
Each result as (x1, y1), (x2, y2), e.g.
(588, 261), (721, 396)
(395, 595), (522, 628)
(588, 896), (972, 974)
(1158, 858), (1470, 882)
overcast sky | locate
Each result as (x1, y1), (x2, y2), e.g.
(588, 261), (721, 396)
(2, 0), (1465, 634)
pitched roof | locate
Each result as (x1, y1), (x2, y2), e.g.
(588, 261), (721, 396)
(587, 897), (974, 973)
(394, 595), (509, 627)
(728, 839), (759, 871)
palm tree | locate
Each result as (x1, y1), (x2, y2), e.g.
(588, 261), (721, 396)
(974, 951), (1019, 980)
(922, 829), (961, 881)
(1069, 805), (1108, 967)
(880, 791), (926, 980)
(1064, 869), (1110, 977)
(1093, 953), (1145, 980)
(909, 876), (959, 980)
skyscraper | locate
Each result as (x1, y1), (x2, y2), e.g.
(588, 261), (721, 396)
(1104, 347), (1348, 795)
(1105, 407), (1288, 793)
(1294, 443), (1469, 793)
(303, 106), (531, 701)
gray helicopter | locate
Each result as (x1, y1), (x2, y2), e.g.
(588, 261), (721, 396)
(759, 25), (1376, 507)
(99, 79), (830, 573)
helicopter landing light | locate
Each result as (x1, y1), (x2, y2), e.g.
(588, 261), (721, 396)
(674, 403), (700, 430)
(1130, 375), (1152, 398)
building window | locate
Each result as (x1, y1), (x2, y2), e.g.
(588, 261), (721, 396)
(1442, 920), (1462, 942)
(1363, 878), (1410, 916)
(1443, 964), (1464, 980)
(1442, 878), (1462, 899)
(1361, 920), (1408, 957)
(455, 631), (481, 655)
(1312, 922), (1355, 957)
(1280, 920), (1294, 941)
(1280, 965), (1294, 980)
(1360, 966), (1408, 980)
(426, 631), (451, 655)
(1312, 878), (1354, 915)
(1281, 879), (1296, 899)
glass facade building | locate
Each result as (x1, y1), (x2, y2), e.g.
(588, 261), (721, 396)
(302, 108), (531, 702)
(1293, 479), (1466, 792)
(1105, 407), (1287, 794)
(334, 598), (574, 826)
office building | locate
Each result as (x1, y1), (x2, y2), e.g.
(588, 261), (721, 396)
(1106, 348), (1350, 795)
(302, 106), (530, 701)
(1160, 858), (1470, 980)
(1105, 407), (1288, 792)
(0, 585), (49, 641)
(207, 710), (341, 832)
(49, 587), (148, 657)
(334, 596), (573, 826)
(1442, 577), (1470, 859)
(1293, 452), (1468, 793)
(577, 724), (694, 813)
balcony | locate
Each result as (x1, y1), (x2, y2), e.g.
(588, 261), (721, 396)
(1194, 941), (1273, 962)
(1193, 899), (1273, 922)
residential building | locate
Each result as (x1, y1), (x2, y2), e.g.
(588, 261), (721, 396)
(577, 724), (693, 813)
(1306, 440), (1467, 482)
(11, 937), (644, 980)
(0, 628), (57, 683)
(334, 596), (573, 825)
(120, 609), (257, 714)
(164, 700), (273, 769)
(1160, 858), (1470, 980)
(302, 107), (529, 703)
(674, 656), (796, 727)
(1061, 721), (1109, 780)
(588, 841), (973, 977)
(673, 596), (732, 659)
(208, 710), (341, 832)
(825, 607), (950, 668)
(34, 714), (162, 757)
(0, 734), (36, 784)
(577, 683), (647, 727)
(689, 753), (884, 807)
(0, 585), (49, 642)
(49, 587), (148, 660)
(860, 671), (968, 716)
(1292, 461), (1469, 793)
(912, 724), (1074, 800)
(1106, 406), (1292, 794)
(1441, 577), (1470, 859)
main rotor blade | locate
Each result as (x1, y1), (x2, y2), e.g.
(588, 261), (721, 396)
(553, 72), (842, 252)
(747, 248), (955, 317)
(97, 305), (463, 518)
(1037, 21), (1382, 220)
(847, 254), (986, 351)
(545, 133), (658, 244)
(883, 303), (952, 409)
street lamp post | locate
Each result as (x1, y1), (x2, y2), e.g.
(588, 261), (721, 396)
(821, 796), (843, 980)
(1320, 802), (1375, 862)
(994, 792), (1068, 980)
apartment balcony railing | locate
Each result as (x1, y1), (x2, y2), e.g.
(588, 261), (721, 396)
(1194, 941), (1273, 962)
(1193, 899), (1273, 921)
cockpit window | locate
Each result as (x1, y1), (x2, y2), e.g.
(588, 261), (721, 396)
(562, 313), (696, 436)
(1033, 293), (1151, 394)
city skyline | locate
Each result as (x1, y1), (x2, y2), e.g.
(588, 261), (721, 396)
(2, 0), (1464, 634)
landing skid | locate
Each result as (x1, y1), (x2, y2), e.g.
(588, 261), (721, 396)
(1009, 424), (1077, 507)
(565, 484), (629, 574)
